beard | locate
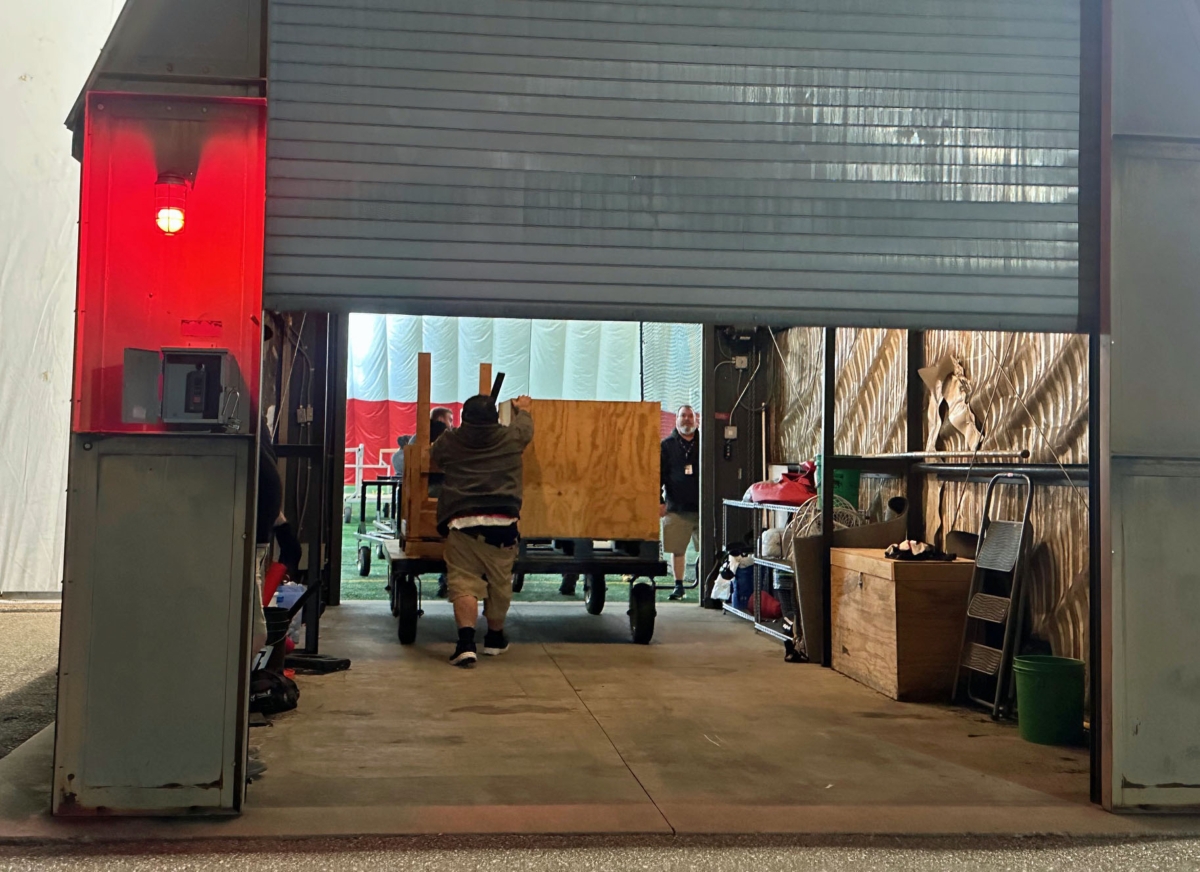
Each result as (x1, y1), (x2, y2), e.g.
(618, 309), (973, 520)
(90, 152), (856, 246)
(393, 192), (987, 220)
(677, 423), (697, 436)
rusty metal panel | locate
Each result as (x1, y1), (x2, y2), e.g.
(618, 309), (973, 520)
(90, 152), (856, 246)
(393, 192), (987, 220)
(922, 330), (1090, 662)
(835, 328), (908, 457)
(770, 327), (906, 462)
(770, 325), (1090, 662)
(265, 0), (1081, 328)
(924, 331), (1089, 464)
(769, 327), (823, 463)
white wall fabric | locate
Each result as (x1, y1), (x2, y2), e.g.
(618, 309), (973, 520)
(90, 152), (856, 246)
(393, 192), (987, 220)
(0, 2), (123, 593)
(348, 312), (388, 405)
(597, 323), (641, 402)
(385, 314), (421, 402)
(492, 319), (532, 397)
(642, 323), (704, 415)
(346, 314), (699, 411)
(457, 318), (493, 399)
(528, 320), (567, 400)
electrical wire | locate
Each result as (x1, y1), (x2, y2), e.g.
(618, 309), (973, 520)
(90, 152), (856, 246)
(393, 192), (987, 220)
(735, 348), (771, 413)
(727, 356), (762, 419)
(273, 313), (308, 441)
(269, 313), (315, 534)
(768, 327), (818, 408)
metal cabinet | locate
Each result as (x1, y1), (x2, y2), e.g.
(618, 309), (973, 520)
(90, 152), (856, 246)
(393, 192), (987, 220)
(54, 434), (254, 815)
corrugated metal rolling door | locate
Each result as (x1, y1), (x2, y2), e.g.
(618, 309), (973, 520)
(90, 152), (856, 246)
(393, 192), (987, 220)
(264, 0), (1080, 330)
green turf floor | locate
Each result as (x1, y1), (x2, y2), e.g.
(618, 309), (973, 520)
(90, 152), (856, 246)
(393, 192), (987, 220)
(340, 501), (698, 604)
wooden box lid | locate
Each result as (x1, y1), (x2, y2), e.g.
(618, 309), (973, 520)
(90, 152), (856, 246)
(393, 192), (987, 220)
(830, 547), (974, 583)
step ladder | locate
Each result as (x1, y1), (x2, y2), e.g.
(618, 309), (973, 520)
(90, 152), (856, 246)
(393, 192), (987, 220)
(954, 473), (1033, 719)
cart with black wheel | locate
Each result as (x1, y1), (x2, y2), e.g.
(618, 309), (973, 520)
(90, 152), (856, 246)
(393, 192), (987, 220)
(353, 475), (402, 577)
(383, 537), (674, 645)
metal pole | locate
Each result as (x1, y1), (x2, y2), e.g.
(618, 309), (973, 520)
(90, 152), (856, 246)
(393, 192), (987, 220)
(1089, 331), (1103, 804)
(699, 326), (719, 608)
(639, 322), (645, 402)
(1077, 0), (1106, 805)
(820, 327), (836, 668)
(906, 330), (926, 542)
(327, 313), (349, 608)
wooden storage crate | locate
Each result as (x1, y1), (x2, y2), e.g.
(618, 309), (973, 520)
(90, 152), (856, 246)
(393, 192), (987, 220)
(500, 399), (661, 542)
(830, 548), (974, 701)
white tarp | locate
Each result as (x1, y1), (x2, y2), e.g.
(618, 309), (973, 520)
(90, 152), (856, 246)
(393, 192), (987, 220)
(0, 2), (123, 593)
(346, 314), (668, 406)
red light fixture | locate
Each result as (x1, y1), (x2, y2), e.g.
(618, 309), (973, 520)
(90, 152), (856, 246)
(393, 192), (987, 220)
(154, 172), (188, 235)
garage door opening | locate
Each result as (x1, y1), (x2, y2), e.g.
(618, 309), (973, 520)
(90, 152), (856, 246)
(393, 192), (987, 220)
(336, 315), (703, 612)
(244, 315), (1097, 834)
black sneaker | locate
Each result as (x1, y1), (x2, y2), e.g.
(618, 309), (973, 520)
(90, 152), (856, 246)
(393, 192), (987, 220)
(483, 630), (509, 656)
(667, 584), (686, 601)
(558, 573), (578, 596)
(449, 638), (477, 668)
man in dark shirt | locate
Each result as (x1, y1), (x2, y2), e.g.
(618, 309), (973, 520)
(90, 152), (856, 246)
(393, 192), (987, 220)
(432, 393), (534, 667)
(661, 404), (699, 601)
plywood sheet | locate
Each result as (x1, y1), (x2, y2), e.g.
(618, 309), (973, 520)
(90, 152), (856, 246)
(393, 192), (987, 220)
(503, 399), (660, 541)
(895, 578), (973, 701)
(831, 566), (899, 700)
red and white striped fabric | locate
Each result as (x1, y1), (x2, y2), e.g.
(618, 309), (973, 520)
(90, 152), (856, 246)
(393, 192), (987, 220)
(346, 315), (701, 485)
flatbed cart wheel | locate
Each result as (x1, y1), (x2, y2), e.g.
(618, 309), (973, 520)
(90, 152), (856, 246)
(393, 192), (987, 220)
(584, 573), (607, 615)
(512, 571), (525, 593)
(344, 503), (353, 524)
(628, 582), (656, 644)
(397, 577), (419, 645)
(388, 570), (400, 617)
(357, 545), (371, 577)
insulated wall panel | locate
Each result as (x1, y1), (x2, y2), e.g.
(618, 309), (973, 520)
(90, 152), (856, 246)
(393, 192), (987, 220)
(266, 0), (1081, 329)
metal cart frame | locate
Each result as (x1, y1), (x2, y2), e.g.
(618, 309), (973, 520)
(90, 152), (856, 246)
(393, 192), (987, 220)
(352, 476), (402, 576)
(721, 498), (802, 645)
(384, 538), (671, 644)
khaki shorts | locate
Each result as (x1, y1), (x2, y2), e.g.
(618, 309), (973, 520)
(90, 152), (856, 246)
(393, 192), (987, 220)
(662, 511), (699, 555)
(444, 529), (517, 623)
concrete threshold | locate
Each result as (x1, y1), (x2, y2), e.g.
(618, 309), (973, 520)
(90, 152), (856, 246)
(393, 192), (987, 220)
(3, 728), (1200, 843)
(5, 602), (1200, 843)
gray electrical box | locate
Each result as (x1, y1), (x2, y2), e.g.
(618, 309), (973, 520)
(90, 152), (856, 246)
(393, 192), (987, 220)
(122, 347), (244, 430)
(54, 434), (254, 815)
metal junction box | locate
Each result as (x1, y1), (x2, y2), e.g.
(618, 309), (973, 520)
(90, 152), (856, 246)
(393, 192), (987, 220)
(122, 348), (245, 430)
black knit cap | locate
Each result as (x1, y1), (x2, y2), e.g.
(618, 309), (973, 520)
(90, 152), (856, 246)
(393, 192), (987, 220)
(461, 394), (499, 425)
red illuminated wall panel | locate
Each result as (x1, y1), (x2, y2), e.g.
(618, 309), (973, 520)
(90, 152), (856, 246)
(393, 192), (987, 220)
(72, 93), (266, 433)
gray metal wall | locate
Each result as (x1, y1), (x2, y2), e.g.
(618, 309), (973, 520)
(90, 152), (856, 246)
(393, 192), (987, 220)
(265, 0), (1081, 329)
(1105, 0), (1200, 810)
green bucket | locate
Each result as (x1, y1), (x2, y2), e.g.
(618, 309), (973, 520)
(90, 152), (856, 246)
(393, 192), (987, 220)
(815, 456), (861, 506)
(1013, 655), (1085, 746)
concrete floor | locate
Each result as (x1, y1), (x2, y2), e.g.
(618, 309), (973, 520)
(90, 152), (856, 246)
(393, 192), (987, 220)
(249, 599), (1099, 833)
(0, 604), (60, 760)
(2, 599), (1199, 842)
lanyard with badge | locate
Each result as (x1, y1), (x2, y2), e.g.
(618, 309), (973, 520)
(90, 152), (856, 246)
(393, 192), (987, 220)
(680, 434), (696, 476)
